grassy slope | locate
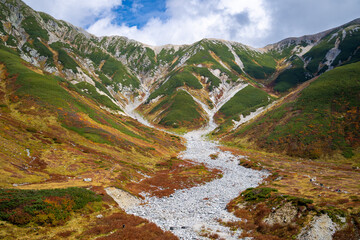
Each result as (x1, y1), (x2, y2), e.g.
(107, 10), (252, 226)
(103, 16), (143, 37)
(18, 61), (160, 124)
(155, 90), (205, 128)
(214, 85), (273, 134)
(75, 82), (121, 111)
(217, 85), (272, 121)
(233, 45), (277, 79)
(148, 69), (202, 101)
(0, 47), (184, 189)
(228, 62), (360, 159)
(273, 55), (310, 92)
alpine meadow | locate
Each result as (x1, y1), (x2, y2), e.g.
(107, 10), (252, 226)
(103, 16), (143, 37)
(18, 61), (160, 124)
(0, 0), (359, 239)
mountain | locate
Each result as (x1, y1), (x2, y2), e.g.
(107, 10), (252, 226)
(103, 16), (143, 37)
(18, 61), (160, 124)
(0, 0), (190, 190)
(0, 0), (359, 159)
(223, 61), (360, 158)
(0, 0), (360, 238)
(2, 0), (359, 133)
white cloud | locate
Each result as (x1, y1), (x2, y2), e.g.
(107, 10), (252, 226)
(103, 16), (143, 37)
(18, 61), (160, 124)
(23, 0), (360, 47)
(23, 0), (122, 27)
(86, 0), (272, 46)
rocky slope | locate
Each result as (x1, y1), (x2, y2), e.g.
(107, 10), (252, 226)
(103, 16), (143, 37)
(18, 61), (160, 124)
(1, 0), (359, 132)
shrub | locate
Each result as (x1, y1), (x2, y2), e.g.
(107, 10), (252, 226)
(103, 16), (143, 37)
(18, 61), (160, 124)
(0, 188), (101, 226)
(242, 187), (278, 202)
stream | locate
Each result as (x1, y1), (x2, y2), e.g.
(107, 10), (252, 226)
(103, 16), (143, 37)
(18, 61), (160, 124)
(122, 109), (268, 239)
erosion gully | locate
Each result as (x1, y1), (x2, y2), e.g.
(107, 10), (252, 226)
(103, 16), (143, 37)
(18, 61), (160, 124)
(120, 99), (268, 239)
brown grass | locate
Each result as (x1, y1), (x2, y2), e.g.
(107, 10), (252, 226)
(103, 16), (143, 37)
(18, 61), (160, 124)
(125, 158), (222, 197)
(84, 212), (178, 240)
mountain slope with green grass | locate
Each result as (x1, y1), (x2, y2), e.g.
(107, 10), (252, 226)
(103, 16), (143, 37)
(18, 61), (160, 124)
(226, 62), (360, 159)
(0, 1), (360, 239)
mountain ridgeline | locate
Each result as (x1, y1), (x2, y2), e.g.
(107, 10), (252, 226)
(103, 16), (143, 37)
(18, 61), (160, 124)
(0, 0), (359, 159)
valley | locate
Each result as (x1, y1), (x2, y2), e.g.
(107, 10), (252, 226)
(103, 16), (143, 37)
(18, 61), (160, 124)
(0, 0), (359, 239)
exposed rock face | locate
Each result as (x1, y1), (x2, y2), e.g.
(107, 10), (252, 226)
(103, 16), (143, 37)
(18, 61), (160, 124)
(105, 187), (141, 210)
(264, 202), (298, 225)
(297, 214), (338, 240)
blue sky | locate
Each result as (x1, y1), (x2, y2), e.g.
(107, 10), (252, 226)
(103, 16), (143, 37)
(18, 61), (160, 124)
(115, 0), (167, 28)
(23, 0), (360, 47)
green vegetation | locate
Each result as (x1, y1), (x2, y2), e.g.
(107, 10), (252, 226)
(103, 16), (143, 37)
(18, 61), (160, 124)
(158, 90), (204, 128)
(284, 195), (314, 206)
(50, 42), (79, 73)
(87, 48), (140, 88)
(218, 85), (272, 121)
(158, 48), (177, 64)
(233, 46), (276, 79)
(63, 125), (113, 145)
(273, 56), (309, 92)
(241, 187), (278, 202)
(1, 48), (75, 109)
(76, 82), (120, 111)
(58, 49), (78, 73)
(188, 66), (220, 91)
(205, 40), (243, 74)
(335, 28), (360, 66)
(148, 69), (202, 101)
(6, 35), (17, 47)
(21, 16), (49, 41)
(304, 33), (337, 73)
(102, 57), (140, 88)
(88, 49), (109, 65)
(33, 39), (53, 59)
(38, 12), (62, 27)
(234, 62), (360, 158)
(0, 188), (101, 226)
(185, 42), (238, 81)
(0, 48), (143, 143)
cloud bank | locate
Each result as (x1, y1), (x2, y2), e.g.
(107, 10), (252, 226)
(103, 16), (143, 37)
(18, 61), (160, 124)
(87, 0), (271, 47)
(23, 0), (360, 47)
(23, 0), (123, 27)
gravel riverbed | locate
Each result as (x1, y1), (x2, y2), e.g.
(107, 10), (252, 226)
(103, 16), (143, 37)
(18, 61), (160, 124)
(125, 121), (268, 239)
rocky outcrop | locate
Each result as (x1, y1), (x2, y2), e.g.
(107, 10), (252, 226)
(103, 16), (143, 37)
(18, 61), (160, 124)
(297, 214), (338, 240)
(264, 202), (298, 225)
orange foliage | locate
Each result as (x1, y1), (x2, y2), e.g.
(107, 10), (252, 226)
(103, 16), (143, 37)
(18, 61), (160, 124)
(126, 159), (222, 197)
(84, 212), (178, 240)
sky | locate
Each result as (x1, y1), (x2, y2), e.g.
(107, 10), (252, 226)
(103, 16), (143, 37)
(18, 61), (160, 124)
(23, 0), (360, 47)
